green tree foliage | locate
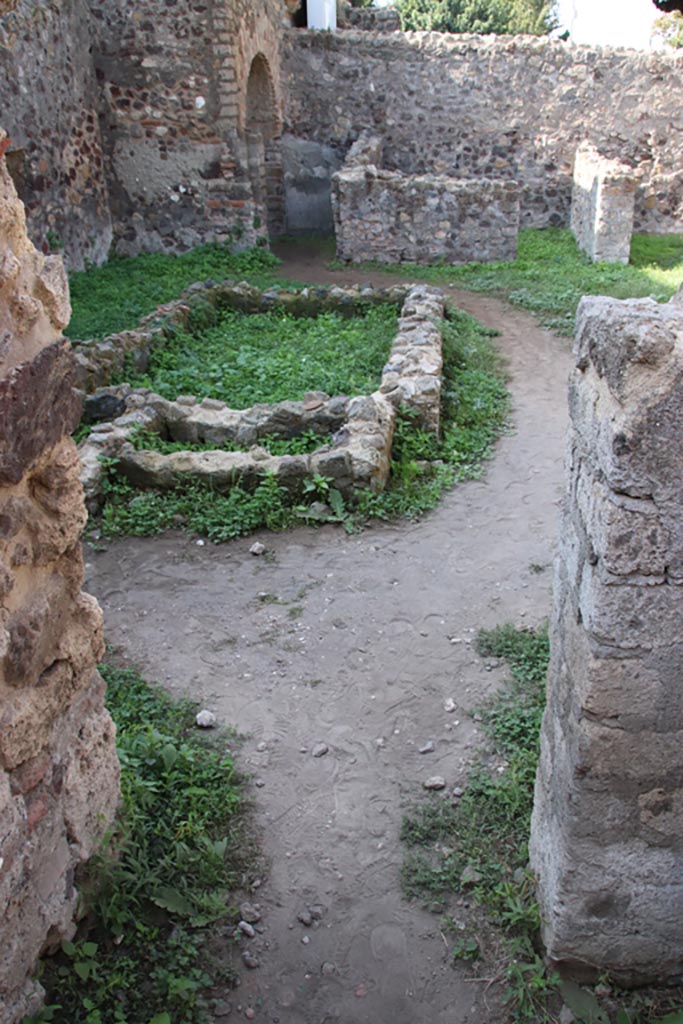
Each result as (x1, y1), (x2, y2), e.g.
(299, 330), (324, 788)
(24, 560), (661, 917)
(396, 0), (557, 35)
(653, 10), (683, 45)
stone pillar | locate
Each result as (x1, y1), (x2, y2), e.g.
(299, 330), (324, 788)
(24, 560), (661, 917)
(570, 142), (636, 265)
(0, 131), (120, 1022)
(530, 292), (683, 985)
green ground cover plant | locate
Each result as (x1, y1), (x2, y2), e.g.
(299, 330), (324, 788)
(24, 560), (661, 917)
(67, 244), (282, 341)
(400, 624), (683, 1024)
(121, 304), (398, 405)
(334, 229), (683, 336)
(129, 426), (331, 457)
(25, 662), (249, 1024)
(96, 305), (510, 540)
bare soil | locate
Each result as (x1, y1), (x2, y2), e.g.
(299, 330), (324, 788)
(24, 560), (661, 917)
(84, 247), (572, 1023)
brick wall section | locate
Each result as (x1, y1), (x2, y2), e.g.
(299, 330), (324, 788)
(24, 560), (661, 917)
(571, 142), (636, 264)
(530, 292), (683, 985)
(0, 134), (119, 1023)
(283, 31), (683, 233)
(0, 0), (113, 270)
(88, 0), (287, 256)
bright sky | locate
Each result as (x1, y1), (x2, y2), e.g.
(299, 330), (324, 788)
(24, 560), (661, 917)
(557, 0), (660, 49)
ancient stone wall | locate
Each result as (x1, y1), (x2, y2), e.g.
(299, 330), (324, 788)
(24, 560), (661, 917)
(332, 166), (519, 264)
(0, 134), (119, 1022)
(283, 31), (683, 234)
(87, 0), (287, 257)
(530, 292), (683, 984)
(0, 0), (113, 270)
(571, 143), (636, 264)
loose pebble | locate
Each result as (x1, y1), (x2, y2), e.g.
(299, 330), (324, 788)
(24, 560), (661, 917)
(424, 776), (446, 790)
(249, 542), (266, 556)
(195, 709), (217, 729)
(444, 698), (457, 713)
(239, 921), (255, 938)
(242, 951), (260, 969)
(321, 962), (336, 976)
(355, 983), (368, 998)
(419, 740), (435, 754)
(245, 1010), (255, 1020)
(240, 901), (262, 923)
(311, 742), (329, 758)
(301, 935), (310, 945)
(297, 909), (313, 927)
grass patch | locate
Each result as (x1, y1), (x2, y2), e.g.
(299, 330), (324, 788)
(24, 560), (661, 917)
(401, 624), (554, 1020)
(129, 427), (332, 458)
(121, 304), (398, 406)
(26, 662), (250, 1024)
(95, 306), (510, 541)
(336, 228), (683, 336)
(67, 244), (282, 341)
(401, 624), (683, 1023)
(353, 308), (509, 522)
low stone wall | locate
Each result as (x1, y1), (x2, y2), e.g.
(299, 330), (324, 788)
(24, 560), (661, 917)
(570, 142), (636, 264)
(530, 291), (683, 985)
(332, 166), (520, 265)
(0, 134), (119, 1022)
(71, 280), (409, 394)
(78, 284), (445, 506)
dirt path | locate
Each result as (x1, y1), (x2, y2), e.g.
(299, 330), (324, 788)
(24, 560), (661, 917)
(84, 250), (572, 1024)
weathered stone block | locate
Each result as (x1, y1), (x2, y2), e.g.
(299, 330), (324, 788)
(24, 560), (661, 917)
(531, 291), (683, 985)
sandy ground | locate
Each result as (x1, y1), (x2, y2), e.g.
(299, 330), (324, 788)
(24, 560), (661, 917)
(84, 250), (572, 1024)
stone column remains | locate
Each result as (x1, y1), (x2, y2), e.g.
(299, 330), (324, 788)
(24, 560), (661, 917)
(530, 291), (683, 985)
(570, 142), (636, 265)
(0, 130), (120, 1022)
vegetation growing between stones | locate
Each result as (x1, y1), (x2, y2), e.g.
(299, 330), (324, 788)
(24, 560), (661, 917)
(118, 304), (398, 405)
(25, 662), (250, 1024)
(129, 427), (332, 457)
(95, 307), (509, 540)
(400, 625), (683, 1024)
(341, 228), (683, 336)
(67, 244), (282, 341)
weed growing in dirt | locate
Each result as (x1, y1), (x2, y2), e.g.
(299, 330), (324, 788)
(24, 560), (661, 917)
(67, 244), (282, 341)
(100, 467), (297, 543)
(120, 304), (398, 406)
(335, 228), (683, 336)
(25, 662), (250, 1024)
(400, 624), (683, 1024)
(353, 308), (509, 522)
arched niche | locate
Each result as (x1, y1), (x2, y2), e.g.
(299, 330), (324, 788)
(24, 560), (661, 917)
(245, 53), (283, 237)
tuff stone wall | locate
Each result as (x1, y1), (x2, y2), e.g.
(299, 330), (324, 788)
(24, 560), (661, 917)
(571, 142), (636, 264)
(283, 31), (683, 234)
(0, 134), (119, 1022)
(0, 0), (290, 264)
(530, 292), (683, 984)
(88, 0), (287, 257)
(0, 0), (113, 270)
(332, 165), (520, 264)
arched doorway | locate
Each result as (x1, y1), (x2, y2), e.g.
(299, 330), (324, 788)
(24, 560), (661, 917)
(245, 54), (283, 237)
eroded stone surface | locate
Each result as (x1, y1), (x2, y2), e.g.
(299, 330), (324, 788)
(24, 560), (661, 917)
(571, 142), (636, 264)
(530, 293), (683, 985)
(0, 133), (119, 1024)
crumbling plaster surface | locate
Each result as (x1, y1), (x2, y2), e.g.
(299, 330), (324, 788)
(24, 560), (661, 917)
(0, 133), (119, 1024)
